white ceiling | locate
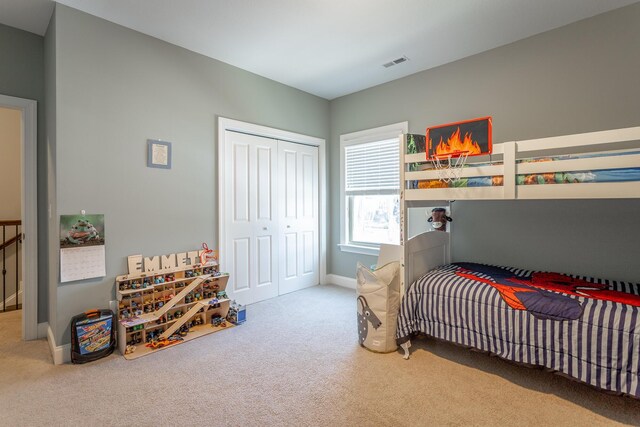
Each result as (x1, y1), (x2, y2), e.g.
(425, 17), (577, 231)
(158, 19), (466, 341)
(1, 0), (638, 99)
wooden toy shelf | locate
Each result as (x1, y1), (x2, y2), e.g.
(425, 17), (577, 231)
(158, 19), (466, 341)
(115, 263), (233, 360)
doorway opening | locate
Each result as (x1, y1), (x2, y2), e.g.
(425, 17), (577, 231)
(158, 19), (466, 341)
(0, 94), (38, 340)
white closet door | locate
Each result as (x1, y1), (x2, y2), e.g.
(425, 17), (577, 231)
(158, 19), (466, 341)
(278, 140), (319, 294)
(224, 131), (279, 305)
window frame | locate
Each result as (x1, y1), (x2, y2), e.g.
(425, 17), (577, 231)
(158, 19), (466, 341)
(339, 121), (408, 256)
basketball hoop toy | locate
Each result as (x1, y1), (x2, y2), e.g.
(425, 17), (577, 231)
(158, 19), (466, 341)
(430, 150), (469, 183)
(425, 116), (493, 184)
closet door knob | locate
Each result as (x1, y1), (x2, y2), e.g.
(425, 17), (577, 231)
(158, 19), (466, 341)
(263, 227), (267, 230)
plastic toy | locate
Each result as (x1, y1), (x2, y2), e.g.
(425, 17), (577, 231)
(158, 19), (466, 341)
(130, 332), (142, 344)
(226, 307), (237, 324)
(217, 291), (228, 299)
(199, 243), (219, 265)
(146, 338), (178, 349)
(227, 300), (246, 325)
(428, 208), (452, 232)
(211, 315), (227, 327)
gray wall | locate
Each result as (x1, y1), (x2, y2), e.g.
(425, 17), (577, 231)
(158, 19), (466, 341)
(44, 10), (57, 334)
(451, 200), (640, 282)
(328, 3), (640, 280)
(0, 23), (48, 322)
(50, 5), (329, 344)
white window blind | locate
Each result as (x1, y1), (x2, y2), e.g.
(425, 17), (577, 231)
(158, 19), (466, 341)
(345, 138), (399, 193)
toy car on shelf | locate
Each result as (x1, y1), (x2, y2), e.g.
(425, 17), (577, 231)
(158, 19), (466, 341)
(211, 315), (227, 327)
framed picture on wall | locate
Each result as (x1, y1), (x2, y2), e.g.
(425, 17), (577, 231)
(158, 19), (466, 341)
(147, 139), (172, 169)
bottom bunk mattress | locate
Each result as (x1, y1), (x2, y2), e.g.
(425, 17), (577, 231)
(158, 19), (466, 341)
(396, 263), (640, 398)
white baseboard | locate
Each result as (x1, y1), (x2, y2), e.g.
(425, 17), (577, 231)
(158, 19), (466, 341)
(324, 274), (356, 290)
(37, 322), (48, 339)
(47, 325), (70, 365)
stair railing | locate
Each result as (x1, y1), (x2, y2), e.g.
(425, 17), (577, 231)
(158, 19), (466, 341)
(0, 220), (22, 312)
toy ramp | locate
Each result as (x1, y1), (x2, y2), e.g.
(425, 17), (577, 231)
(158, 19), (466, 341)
(125, 276), (209, 326)
(159, 300), (208, 339)
(154, 275), (207, 318)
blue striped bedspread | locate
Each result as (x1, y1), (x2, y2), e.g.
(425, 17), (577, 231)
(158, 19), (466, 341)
(396, 263), (640, 397)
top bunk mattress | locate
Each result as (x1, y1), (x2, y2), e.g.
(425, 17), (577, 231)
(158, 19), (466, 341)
(413, 151), (640, 189)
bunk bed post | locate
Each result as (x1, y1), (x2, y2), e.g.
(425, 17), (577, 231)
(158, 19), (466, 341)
(503, 141), (517, 199)
(399, 133), (407, 295)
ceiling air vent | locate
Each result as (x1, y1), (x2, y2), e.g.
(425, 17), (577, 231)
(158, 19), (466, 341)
(383, 56), (409, 68)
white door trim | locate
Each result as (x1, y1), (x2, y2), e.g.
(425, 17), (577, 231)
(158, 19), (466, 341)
(218, 117), (327, 291)
(0, 94), (38, 340)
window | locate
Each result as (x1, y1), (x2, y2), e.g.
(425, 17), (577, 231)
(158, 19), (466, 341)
(339, 122), (408, 255)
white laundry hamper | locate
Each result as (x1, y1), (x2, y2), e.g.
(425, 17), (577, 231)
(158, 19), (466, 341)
(356, 261), (401, 353)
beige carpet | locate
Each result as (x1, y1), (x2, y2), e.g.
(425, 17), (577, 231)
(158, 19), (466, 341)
(0, 285), (639, 426)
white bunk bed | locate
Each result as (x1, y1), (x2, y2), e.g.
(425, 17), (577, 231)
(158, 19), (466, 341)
(396, 126), (640, 398)
(402, 126), (640, 201)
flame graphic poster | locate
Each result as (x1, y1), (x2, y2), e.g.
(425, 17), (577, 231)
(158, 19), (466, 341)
(427, 116), (492, 159)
